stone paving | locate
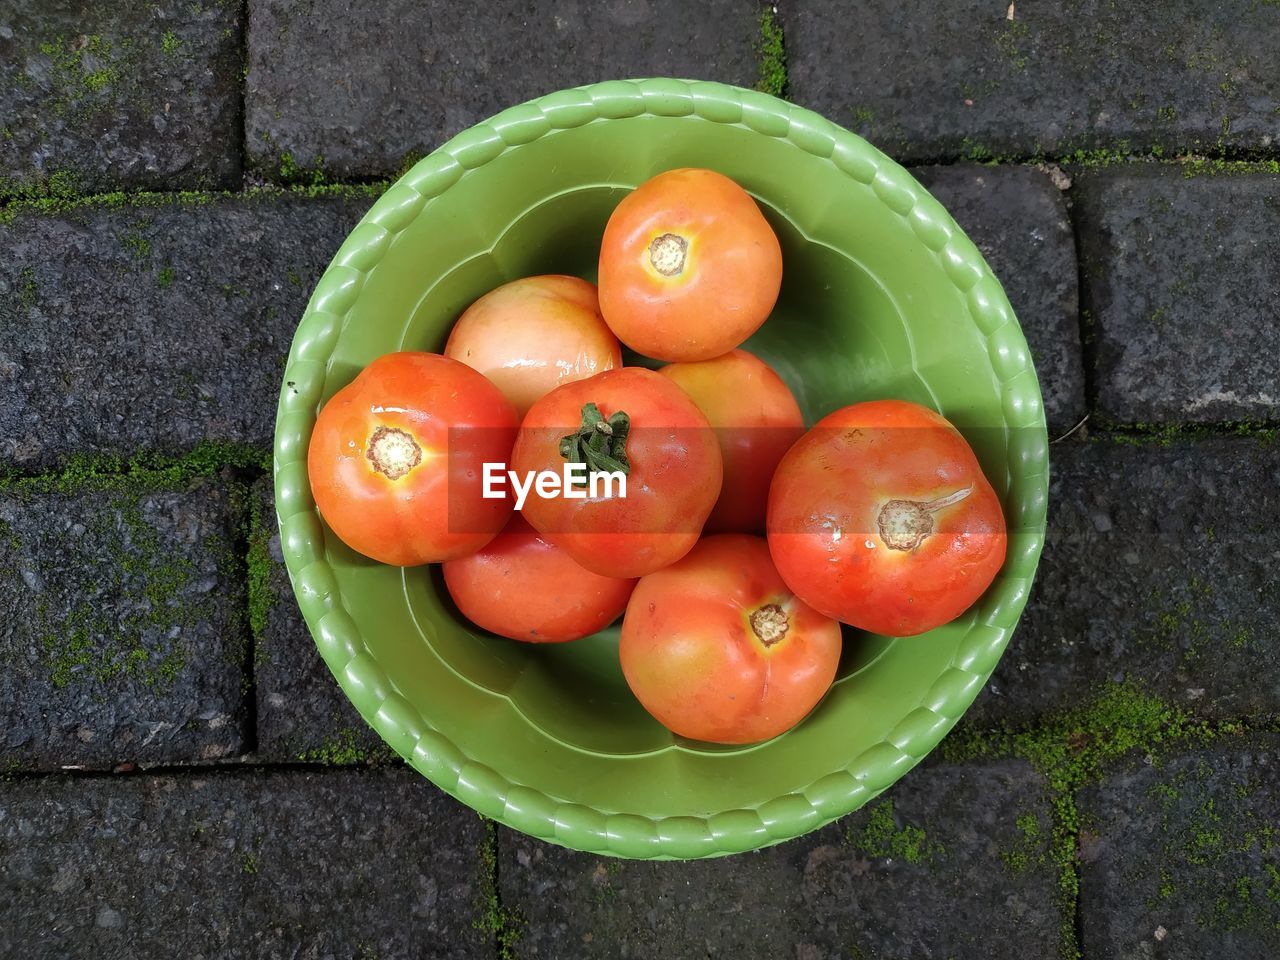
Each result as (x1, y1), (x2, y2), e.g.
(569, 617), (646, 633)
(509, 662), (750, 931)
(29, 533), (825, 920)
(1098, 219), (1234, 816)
(1, 1), (1279, 958)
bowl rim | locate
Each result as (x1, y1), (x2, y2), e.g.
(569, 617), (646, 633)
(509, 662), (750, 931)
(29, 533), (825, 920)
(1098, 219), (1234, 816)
(273, 77), (1049, 859)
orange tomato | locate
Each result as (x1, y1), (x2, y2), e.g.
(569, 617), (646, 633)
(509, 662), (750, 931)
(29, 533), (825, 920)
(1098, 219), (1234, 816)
(620, 534), (842, 744)
(444, 275), (622, 417)
(597, 168), (783, 362)
(767, 400), (1007, 636)
(307, 352), (518, 566)
(443, 515), (636, 642)
(658, 349), (805, 533)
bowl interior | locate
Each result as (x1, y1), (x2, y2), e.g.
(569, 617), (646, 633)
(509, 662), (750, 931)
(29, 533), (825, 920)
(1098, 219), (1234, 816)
(309, 112), (1032, 823)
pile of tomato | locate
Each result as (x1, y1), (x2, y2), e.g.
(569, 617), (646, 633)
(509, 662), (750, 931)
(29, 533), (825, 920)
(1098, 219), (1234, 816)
(308, 168), (1008, 745)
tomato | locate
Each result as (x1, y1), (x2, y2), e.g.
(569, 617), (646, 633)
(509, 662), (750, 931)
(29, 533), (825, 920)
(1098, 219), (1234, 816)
(767, 400), (1007, 637)
(619, 534), (841, 744)
(444, 275), (622, 417)
(443, 515), (635, 642)
(307, 352), (517, 566)
(597, 168), (783, 362)
(509, 367), (723, 579)
(658, 349), (805, 533)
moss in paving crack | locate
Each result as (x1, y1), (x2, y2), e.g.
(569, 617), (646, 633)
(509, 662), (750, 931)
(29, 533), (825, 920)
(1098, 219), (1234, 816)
(755, 7), (786, 98)
(0, 183), (387, 226)
(246, 492), (273, 648)
(846, 798), (943, 864)
(943, 681), (1246, 959)
(295, 726), (392, 765)
(474, 818), (525, 960)
(0, 440), (270, 496)
(1097, 421), (1277, 447)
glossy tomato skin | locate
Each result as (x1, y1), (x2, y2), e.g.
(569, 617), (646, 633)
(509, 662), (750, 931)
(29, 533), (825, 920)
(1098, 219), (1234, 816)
(659, 349), (805, 533)
(444, 275), (621, 417)
(511, 367), (722, 579)
(598, 168), (782, 362)
(767, 400), (1007, 637)
(307, 352), (517, 566)
(443, 515), (636, 642)
(620, 534), (841, 744)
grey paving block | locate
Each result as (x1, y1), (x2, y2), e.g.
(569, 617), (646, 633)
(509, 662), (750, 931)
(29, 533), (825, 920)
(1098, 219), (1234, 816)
(0, 193), (372, 469)
(499, 759), (1061, 960)
(251, 477), (390, 764)
(244, 0), (762, 180)
(0, 768), (489, 959)
(0, 0), (243, 194)
(1074, 167), (1280, 424)
(972, 437), (1280, 727)
(0, 478), (248, 768)
(915, 164), (1084, 435)
(785, 0), (1280, 163)
(1078, 737), (1280, 959)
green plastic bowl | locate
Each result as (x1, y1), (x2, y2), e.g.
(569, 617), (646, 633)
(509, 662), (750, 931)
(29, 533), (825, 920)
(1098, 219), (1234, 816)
(274, 79), (1049, 859)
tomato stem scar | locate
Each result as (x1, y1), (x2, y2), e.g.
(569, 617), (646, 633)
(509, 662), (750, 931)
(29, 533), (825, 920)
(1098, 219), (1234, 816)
(648, 233), (688, 276)
(366, 426), (422, 480)
(749, 603), (790, 647)
(877, 486), (973, 551)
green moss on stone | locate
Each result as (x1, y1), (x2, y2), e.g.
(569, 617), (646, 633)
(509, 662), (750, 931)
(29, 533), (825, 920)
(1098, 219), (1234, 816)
(755, 7), (787, 98)
(157, 265), (175, 288)
(295, 727), (390, 765)
(17, 267), (38, 310)
(943, 681), (1246, 958)
(161, 30), (181, 57)
(847, 799), (943, 864)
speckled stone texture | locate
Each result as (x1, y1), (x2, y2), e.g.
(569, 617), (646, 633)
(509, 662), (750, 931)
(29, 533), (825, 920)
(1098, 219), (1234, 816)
(0, 479), (248, 768)
(250, 478), (390, 763)
(0, 768), (490, 959)
(971, 438), (1280, 726)
(914, 164), (1084, 435)
(784, 0), (1280, 163)
(244, 0), (763, 180)
(499, 759), (1061, 959)
(1074, 167), (1280, 424)
(0, 0), (243, 194)
(0, 194), (371, 468)
(1078, 737), (1280, 959)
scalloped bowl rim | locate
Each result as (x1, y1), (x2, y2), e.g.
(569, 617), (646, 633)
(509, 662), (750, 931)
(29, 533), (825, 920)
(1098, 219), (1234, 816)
(273, 78), (1049, 859)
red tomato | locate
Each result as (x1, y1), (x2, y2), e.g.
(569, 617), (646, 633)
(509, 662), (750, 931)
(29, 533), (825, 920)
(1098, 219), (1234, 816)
(767, 400), (1007, 637)
(658, 349), (805, 533)
(307, 352), (517, 566)
(444, 275), (621, 417)
(598, 168), (782, 362)
(510, 367), (723, 579)
(443, 515), (636, 642)
(619, 534), (842, 744)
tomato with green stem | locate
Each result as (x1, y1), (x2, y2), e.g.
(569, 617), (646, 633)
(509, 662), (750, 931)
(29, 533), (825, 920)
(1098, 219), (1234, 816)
(510, 367), (722, 579)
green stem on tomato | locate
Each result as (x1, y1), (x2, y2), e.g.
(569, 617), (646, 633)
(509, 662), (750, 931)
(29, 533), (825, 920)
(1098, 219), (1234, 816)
(559, 402), (632, 482)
